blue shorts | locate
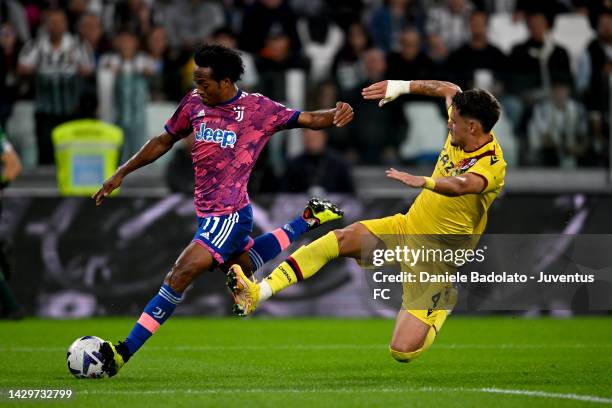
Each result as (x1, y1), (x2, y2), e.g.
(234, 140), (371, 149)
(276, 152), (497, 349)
(192, 204), (254, 264)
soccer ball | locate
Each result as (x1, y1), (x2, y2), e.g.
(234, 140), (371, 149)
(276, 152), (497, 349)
(66, 336), (107, 379)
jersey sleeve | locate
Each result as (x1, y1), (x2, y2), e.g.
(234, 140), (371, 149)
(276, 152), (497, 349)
(258, 95), (301, 133)
(164, 91), (195, 140)
(466, 154), (505, 194)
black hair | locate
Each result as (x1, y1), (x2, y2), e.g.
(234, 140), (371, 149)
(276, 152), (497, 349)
(44, 7), (67, 20)
(212, 26), (237, 39)
(193, 44), (244, 83)
(525, 10), (555, 29)
(451, 89), (501, 133)
(470, 9), (488, 21)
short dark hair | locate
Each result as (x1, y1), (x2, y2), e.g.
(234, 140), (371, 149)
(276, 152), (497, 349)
(193, 44), (244, 83)
(451, 89), (501, 133)
(212, 26), (237, 39)
(470, 10), (488, 22)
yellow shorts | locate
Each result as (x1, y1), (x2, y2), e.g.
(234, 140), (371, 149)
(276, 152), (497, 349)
(359, 213), (459, 321)
(407, 307), (449, 331)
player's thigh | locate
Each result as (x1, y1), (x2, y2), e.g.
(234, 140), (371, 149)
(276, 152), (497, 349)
(347, 214), (407, 263)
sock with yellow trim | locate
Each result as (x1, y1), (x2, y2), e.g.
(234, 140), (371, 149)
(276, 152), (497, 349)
(260, 231), (339, 298)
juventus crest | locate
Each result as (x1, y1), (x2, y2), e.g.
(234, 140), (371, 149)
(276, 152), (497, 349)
(234, 106), (245, 122)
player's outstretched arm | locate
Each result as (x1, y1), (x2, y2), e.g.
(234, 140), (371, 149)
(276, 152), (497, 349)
(362, 80), (461, 108)
(92, 131), (177, 206)
(297, 101), (354, 129)
(386, 168), (486, 196)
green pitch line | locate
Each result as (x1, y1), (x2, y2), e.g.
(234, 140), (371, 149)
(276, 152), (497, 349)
(0, 317), (611, 407)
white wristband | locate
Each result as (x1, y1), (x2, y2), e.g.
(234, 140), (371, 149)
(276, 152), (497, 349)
(380, 80), (411, 106)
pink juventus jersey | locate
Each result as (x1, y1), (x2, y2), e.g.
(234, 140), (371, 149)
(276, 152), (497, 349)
(164, 89), (300, 217)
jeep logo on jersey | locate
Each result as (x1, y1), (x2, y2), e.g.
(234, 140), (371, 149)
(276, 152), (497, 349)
(195, 122), (237, 148)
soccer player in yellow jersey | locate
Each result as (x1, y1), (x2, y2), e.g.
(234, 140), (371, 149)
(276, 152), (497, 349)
(227, 79), (506, 363)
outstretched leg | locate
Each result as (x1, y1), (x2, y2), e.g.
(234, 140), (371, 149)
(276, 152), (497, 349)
(227, 222), (379, 316)
(220, 214), (311, 278)
(221, 197), (344, 277)
(100, 241), (214, 376)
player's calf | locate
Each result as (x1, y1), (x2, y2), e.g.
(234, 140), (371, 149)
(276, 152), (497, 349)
(241, 197), (344, 273)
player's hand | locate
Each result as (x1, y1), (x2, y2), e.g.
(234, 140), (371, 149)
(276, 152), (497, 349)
(362, 80), (410, 107)
(333, 101), (354, 127)
(386, 168), (426, 188)
(92, 173), (124, 206)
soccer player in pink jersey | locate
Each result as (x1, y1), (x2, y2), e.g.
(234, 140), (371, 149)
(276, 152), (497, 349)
(91, 44), (354, 376)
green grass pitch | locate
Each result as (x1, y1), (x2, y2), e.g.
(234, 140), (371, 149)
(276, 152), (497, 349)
(0, 317), (611, 407)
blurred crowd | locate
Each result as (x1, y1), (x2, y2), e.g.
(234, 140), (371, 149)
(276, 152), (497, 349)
(0, 0), (610, 176)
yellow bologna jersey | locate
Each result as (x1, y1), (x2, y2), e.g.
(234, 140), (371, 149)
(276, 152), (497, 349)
(405, 132), (506, 235)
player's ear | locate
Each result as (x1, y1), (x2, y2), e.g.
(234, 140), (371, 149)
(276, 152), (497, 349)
(469, 120), (480, 134)
(220, 78), (232, 88)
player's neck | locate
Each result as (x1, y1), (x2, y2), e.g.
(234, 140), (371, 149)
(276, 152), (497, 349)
(215, 86), (240, 106)
(462, 133), (493, 153)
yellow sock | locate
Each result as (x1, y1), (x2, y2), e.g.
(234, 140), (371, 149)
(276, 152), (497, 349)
(264, 231), (339, 294)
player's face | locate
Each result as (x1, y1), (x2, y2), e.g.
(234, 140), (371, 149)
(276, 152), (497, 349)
(193, 67), (225, 106)
(448, 107), (471, 146)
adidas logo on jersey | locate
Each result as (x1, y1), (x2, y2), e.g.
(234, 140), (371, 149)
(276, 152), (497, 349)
(195, 122), (237, 148)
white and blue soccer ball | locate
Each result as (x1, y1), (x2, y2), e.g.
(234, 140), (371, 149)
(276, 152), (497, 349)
(66, 336), (107, 379)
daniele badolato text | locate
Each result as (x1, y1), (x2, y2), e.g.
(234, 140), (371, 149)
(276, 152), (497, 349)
(372, 271), (595, 284)
(370, 246), (595, 284)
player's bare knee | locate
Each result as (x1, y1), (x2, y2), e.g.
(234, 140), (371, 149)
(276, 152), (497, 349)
(332, 228), (346, 247)
(333, 224), (362, 257)
(165, 262), (202, 292)
(333, 228), (351, 256)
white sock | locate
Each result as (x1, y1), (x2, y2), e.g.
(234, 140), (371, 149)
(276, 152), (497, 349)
(259, 280), (272, 301)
